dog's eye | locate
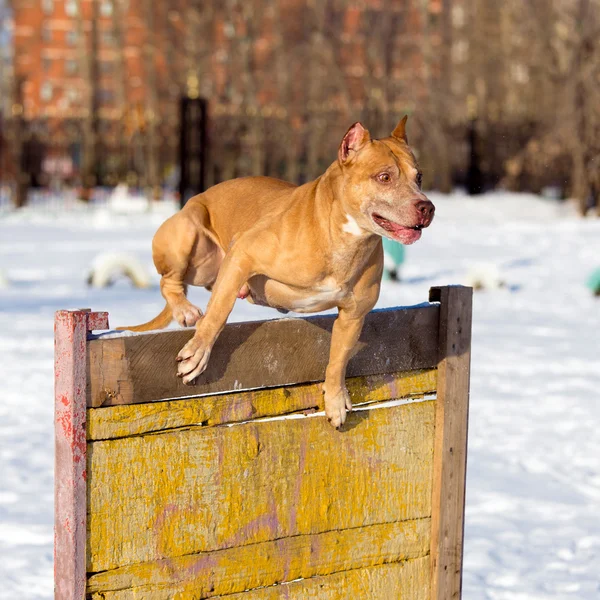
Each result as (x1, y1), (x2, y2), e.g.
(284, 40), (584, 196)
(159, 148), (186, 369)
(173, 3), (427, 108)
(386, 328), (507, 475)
(416, 172), (423, 188)
(378, 173), (391, 183)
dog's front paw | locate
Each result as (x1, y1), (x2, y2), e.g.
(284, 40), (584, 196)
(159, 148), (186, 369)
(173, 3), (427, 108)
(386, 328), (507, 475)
(176, 337), (211, 384)
(324, 387), (352, 429)
(173, 302), (202, 327)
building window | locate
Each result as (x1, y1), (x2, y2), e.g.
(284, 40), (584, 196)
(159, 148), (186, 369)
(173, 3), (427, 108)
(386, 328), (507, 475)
(166, 47), (175, 67)
(102, 31), (114, 45)
(42, 57), (52, 71)
(67, 87), (79, 102)
(40, 82), (53, 102)
(65, 0), (77, 17)
(452, 5), (465, 27)
(98, 88), (115, 103)
(99, 60), (113, 74)
(42, 0), (54, 15)
(452, 40), (468, 63)
(100, 0), (113, 17)
(65, 59), (78, 75)
(511, 63), (529, 84)
(66, 30), (77, 46)
(42, 24), (52, 42)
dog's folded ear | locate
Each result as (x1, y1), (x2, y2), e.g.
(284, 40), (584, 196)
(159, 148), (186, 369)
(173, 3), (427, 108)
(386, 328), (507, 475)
(391, 115), (408, 143)
(338, 122), (371, 164)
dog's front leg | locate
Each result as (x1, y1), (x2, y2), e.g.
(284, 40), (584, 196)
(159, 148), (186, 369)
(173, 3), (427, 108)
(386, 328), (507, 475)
(177, 251), (252, 384)
(323, 311), (366, 429)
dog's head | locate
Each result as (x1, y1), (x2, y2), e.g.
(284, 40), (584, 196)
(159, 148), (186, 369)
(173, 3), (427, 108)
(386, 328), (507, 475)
(337, 116), (434, 244)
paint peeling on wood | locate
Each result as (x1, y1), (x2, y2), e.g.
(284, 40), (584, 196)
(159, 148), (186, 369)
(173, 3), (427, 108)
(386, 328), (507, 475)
(88, 556), (431, 600)
(87, 400), (435, 573)
(54, 310), (108, 600)
(87, 518), (430, 597)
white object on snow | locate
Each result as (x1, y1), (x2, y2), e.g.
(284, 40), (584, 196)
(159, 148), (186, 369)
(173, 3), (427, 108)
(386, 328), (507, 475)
(108, 183), (150, 214)
(87, 252), (151, 289)
(464, 263), (505, 291)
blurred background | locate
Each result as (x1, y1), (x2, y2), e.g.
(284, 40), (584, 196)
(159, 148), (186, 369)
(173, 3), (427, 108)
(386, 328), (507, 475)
(0, 0), (599, 213)
(1, 3), (600, 599)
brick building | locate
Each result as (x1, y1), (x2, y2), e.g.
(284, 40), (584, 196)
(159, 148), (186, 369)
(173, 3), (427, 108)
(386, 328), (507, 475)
(7, 0), (465, 189)
(0, 0), (12, 116)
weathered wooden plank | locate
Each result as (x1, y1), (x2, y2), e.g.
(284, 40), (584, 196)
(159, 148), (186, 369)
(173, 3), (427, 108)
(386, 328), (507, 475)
(87, 517), (430, 597)
(89, 556), (430, 600)
(215, 557), (431, 600)
(87, 400), (435, 572)
(429, 286), (472, 600)
(87, 369), (437, 441)
(87, 304), (440, 407)
(54, 310), (109, 600)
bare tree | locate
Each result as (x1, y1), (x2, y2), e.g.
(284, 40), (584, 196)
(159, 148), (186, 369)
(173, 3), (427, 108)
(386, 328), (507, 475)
(143, 0), (160, 198)
(509, 0), (600, 213)
(73, 0), (97, 200)
(414, 0), (455, 192)
(109, 0), (128, 182)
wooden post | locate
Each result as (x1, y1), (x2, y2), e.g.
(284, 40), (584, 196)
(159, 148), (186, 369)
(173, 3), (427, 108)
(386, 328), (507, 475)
(54, 310), (108, 600)
(428, 285), (472, 599)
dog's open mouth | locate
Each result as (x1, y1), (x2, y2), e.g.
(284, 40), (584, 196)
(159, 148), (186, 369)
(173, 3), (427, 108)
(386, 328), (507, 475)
(372, 213), (422, 232)
(372, 213), (422, 244)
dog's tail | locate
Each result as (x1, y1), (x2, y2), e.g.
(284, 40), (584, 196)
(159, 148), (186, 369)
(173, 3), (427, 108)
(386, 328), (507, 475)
(116, 303), (173, 332)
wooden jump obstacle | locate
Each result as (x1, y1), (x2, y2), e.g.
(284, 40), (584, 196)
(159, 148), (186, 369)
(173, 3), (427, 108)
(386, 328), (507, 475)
(54, 285), (472, 600)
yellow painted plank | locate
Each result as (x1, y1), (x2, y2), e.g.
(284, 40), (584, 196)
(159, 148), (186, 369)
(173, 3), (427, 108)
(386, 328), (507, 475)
(87, 369), (437, 441)
(87, 517), (430, 597)
(222, 557), (432, 600)
(89, 556), (430, 600)
(88, 400), (435, 572)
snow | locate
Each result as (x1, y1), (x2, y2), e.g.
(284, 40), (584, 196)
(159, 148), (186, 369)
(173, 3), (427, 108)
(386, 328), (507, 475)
(1, 191), (599, 599)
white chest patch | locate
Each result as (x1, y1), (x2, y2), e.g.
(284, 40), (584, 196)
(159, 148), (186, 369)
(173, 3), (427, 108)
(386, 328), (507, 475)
(291, 278), (344, 312)
(342, 214), (363, 236)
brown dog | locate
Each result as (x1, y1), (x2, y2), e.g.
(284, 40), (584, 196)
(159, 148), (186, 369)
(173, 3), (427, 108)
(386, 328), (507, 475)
(121, 117), (434, 428)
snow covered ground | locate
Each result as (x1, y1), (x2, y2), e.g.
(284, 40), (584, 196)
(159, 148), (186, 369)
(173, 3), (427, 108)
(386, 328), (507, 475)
(0, 192), (599, 599)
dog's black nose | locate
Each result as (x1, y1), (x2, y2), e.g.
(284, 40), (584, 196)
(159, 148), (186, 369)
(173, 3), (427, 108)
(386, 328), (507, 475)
(415, 199), (435, 224)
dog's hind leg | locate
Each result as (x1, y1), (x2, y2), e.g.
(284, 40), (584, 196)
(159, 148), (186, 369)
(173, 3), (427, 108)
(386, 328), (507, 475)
(153, 203), (224, 328)
(152, 214), (203, 328)
(119, 203), (224, 332)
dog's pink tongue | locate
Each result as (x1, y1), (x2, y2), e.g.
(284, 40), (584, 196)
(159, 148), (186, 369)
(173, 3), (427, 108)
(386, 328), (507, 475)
(389, 224), (422, 245)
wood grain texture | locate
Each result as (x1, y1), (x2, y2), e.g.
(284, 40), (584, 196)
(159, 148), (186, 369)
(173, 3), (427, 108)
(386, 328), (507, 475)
(87, 517), (430, 597)
(428, 286), (472, 600)
(87, 400), (435, 573)
(219, 557), (431, 600)
(87, 369), (437, 441)
(88, 556), (430, 600)
(86, 305), (440, 407)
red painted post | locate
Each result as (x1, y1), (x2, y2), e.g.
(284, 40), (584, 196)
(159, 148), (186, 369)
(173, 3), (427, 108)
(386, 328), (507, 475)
(54, 310), (108, 600)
